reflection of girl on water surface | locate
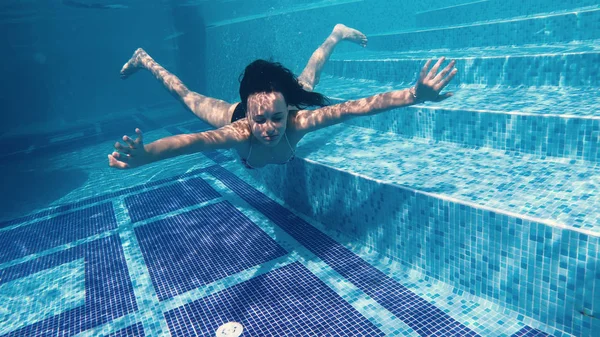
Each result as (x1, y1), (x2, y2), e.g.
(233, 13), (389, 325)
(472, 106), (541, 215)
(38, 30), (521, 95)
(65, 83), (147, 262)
(109, 24), (457, 170)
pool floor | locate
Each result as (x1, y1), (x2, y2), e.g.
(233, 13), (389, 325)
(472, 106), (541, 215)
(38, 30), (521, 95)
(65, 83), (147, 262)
(0, 110), (567, 337)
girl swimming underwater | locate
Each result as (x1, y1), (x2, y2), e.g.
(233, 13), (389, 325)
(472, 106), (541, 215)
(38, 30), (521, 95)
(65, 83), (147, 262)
(109, 24), (456, 169)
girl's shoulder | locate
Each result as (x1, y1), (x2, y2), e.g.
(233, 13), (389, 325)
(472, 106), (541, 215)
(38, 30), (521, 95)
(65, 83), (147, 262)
(226, 119), (253, 155)
(286, 109), (307, 146)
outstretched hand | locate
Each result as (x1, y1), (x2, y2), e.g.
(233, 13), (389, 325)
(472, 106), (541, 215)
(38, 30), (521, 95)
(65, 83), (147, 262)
(108, 128), (150, 169)
(413, 57), (457, 103)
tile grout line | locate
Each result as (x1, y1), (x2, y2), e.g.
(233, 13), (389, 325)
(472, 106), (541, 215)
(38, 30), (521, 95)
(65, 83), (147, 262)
(160, 253), (300, 313)
(0, 198), (226, 272)
(74, 312), (140, 337)
(0, 230), (116, 271)
(113, 196), (171, 337)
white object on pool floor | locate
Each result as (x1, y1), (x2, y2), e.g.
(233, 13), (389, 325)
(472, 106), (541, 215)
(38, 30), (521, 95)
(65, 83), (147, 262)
(216, 322), (244, 337)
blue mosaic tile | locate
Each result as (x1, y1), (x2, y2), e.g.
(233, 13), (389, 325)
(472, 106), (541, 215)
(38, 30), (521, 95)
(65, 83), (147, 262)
(292, 124), (600, 234)
(207, 166), (481, 336)
(134, 200), (288, 301)
(0, 235), (136, 336)
(44, 126), (97, 148)
(164, 262), (385, 337)
(244, 156), (596, 336)
(0, 202), (117, 264)
(511, 326), (553, 337)
(320, 74), (600, 117)
(0, 127), (100, 160)
(179, 120), (213, 133)
(328, 47), (600, 87)
(0, 167), (213, 228)
(0, 209), (55, 230)
(125, 177), (221, 222)
(134, 113), (161, 130)
(416, 0), (600, 28)
(106, 323), (145, 337)
(367, 8), (600, 51)
(164, 126), (182, 135)
(203, 150), (234, 164)
(98, 116), (142, 137)
(0, 113), (164, 161)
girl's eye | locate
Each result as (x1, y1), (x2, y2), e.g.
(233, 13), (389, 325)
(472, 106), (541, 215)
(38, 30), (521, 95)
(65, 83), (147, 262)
(273, 118), (282, 122)
(254, 119), (266, 124)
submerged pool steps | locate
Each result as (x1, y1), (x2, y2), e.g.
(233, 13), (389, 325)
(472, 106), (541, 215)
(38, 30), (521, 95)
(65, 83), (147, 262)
(319, 76), (600, 164)
(368, 7), (600, 52)
(240, 1), (600, 334)
(326, 43), (600, 87)
(239, 126), (598, 337)
(415, 0), (600, 28)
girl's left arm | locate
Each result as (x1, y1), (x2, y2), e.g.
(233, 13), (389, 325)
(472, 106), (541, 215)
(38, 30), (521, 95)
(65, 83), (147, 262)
(293, 57), (457, 135)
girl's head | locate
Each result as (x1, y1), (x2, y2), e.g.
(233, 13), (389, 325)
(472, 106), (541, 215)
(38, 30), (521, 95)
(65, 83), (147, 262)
(239, 59), (329, 146)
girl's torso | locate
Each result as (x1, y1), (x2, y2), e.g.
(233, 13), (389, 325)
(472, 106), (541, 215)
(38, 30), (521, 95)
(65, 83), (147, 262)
(233, 110), (302, 169)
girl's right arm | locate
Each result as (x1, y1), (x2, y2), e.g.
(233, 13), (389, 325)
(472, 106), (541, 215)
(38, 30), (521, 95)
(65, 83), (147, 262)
(108, 123), (248, 169)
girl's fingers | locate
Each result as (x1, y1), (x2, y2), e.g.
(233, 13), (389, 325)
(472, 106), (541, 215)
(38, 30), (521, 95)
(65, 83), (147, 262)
(435, 68), (458, 91)
(112, 151), (130, 162)
(433, 92), (454, 102)
(418, 59), (432, 83)
(433, 60), (456, 83)
(115, 142), (131, 154)
(135, 128), (144, 144)
(123, 135), (136, 148)
(426, 57), (445, 80)
(108, 153), (129, 169)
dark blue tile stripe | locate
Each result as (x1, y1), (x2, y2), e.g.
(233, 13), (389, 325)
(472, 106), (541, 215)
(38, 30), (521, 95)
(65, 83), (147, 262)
(0, 209), (55, 230)
(0, 202), (117, 264)
(125, 177), (221, 222)
(107, 323), (145, 337)
(99, 116), (141, 134)
(0, 130), (100, 160)
(0, 235), (137, 337)
(511, 326), (553, 337)
(206, 165), (480, 337)
(180, 121), (213, 133)
(134, 113), (161, 130)
(0, 126), (98, 156)
(164, 262), (385, 337)
(0, 112), (165, 160)
(0, 166), (214, 228)
(165, 126), (182, 135)
(203, 150), (233, 164)
(135, 200), (287, 301)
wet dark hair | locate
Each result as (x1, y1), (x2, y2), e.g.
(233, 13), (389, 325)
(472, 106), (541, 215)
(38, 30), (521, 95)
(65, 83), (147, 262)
(238, 59), (330, 111)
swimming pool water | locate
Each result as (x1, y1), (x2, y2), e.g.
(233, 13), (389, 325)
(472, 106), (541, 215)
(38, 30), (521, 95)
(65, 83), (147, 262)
(1, 0), (599, 336)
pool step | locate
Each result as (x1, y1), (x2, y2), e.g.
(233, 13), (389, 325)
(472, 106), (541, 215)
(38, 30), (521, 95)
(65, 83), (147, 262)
(201, 0), (363, 28)
(415, 0), (600, 28)
(300, 124), (599, 235)
(367, 7), (600, 51)
(317, 75), (600, 164)
(326, 41), (600, 87)
(234, 123), (599, 337)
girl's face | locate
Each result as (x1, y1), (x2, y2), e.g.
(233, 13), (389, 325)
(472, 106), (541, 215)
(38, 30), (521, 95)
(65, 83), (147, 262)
(246, 91), (289, 147)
